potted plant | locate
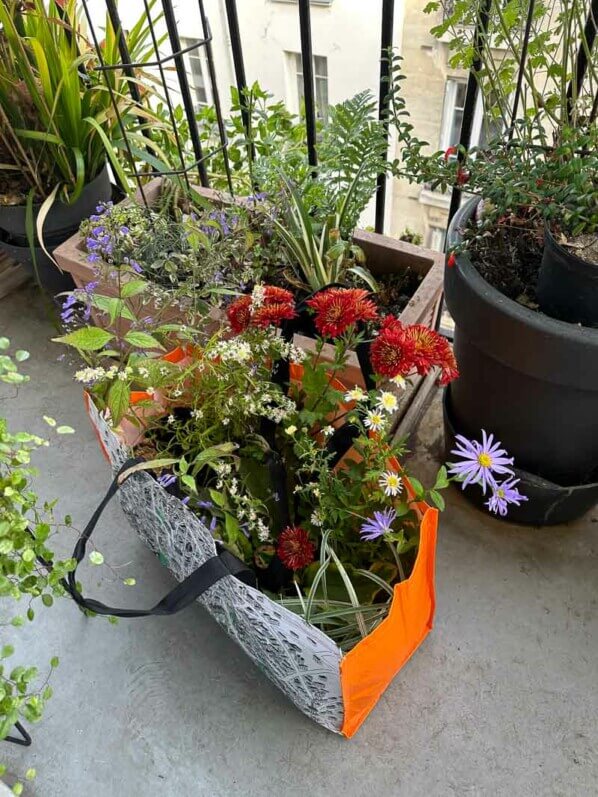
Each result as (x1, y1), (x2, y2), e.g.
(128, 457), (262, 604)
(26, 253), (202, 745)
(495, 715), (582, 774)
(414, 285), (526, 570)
(415, 1), (598, 524)
(0, 0), (161, 292)
(54, 83), (445, 335)
(53, 265), (522, 733)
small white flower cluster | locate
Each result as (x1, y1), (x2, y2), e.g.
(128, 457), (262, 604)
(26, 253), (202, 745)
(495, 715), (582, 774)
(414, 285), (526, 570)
(74, 364), (134, 385)
(241, 390), (295, 424)
(268, 338), (307, 364)
(190, 408), (204, 420)
(214, 460), (233, 489)
(208, 338), (253, 363)
(227, 488), (271, 542)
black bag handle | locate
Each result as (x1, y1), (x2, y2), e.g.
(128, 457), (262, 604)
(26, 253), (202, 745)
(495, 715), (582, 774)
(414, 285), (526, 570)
(65, 458), (256, 618)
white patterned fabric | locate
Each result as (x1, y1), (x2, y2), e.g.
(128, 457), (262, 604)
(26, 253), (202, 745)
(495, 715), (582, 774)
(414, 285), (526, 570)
(86, 397), (345, 733)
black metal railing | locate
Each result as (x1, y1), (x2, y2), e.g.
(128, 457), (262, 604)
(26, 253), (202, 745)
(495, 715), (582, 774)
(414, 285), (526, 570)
(78, 0), (596, 235)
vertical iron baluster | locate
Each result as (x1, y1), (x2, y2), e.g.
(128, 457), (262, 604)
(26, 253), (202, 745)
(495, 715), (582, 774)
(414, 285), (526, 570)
(507, 0), (536, 141)
(374, 0), (395, 234)
(80, 0), (147, 203)
(161, 0), (209, 187)
(447, 0), (492, 227)
(199, 1), (235, 195)
(142, 0), (190, 191)
(298, 0), (318, 171)
(224, 0), (255, 167)
(566, 0), (598, 123)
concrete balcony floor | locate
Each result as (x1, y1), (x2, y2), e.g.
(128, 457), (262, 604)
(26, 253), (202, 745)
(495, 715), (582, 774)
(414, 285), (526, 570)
(1, 285), (597, 796)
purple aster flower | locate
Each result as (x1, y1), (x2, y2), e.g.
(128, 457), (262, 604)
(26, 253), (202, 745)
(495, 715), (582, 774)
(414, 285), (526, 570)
(448, 430), (515, 494)
(485, 478), (528, 516)
(89, 214), (102, 222)
(86, 238), (100, 250)
(360, 507), (397, 541)
(119, 226), (130, 235)
(157, 473), (177, 488)
(197, 500), (213, 509)
(130, 261), (142, 274)
(87, 253), (100, 263)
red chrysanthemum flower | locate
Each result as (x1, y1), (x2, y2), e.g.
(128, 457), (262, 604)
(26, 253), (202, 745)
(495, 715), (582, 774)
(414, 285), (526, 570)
(433, 335), (459, 385)
(369, 315), (417, 378)
(227, 295), (252, 334)
(404, 324), (444, 375)
(447, 253), (456, 268)
(277, 526), (315, 571)
(263, 286), (294, 305)
(307, 288), (379, 338)
(402, 324), (459, 385)
(252, 301), (297, 329)
(227, 286), (296, 334)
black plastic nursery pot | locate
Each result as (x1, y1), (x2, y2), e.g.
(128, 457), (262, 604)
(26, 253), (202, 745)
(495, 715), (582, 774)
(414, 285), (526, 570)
(444, 198), (598, 525)
(0, 164), (111, 292)
(536, 225), (598, 327)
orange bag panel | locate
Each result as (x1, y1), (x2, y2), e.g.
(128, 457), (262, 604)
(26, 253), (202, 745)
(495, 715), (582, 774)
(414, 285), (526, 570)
(340, 507), (438, 738)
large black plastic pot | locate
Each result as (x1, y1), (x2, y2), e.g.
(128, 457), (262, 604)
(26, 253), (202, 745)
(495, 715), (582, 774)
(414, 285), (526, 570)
(0, 164), (111, 293)
(444, 198), (598, 525)
(536, 226), (598, 327)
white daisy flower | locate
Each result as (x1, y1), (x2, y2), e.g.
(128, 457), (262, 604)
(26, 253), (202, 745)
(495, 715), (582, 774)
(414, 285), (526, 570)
(377, 391), (398, 414)
(285, 425), (297, 436)
(344, 386), (366, 403)
(364, 410), (385, 432)
(323, 425), (335, 437)
(379, 470), (403, 497)
(167, 414), (175, 425)
(310, 510), (323, 527)
(391, 374), (407, 390)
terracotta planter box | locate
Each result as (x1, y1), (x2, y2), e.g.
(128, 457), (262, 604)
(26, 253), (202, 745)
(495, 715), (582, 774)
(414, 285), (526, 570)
(54, 178), (444, 437)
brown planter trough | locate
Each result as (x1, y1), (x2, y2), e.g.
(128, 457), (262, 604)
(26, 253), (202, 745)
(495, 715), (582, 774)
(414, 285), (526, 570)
(54, 178), (444, 439)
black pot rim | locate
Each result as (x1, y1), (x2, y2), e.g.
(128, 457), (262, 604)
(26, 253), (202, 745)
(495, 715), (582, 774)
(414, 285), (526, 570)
(446, 198), (598, 389)
(0, 162), (109, 213)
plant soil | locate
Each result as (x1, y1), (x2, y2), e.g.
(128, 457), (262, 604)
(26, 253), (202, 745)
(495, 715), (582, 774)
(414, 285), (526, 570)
(563, 233), (598, 266)
(467, 221), (544, 309)
(375, 267), (423, 316)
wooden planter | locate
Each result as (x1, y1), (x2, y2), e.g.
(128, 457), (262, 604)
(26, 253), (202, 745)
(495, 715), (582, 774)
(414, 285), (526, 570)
(54, 178), (444, 439)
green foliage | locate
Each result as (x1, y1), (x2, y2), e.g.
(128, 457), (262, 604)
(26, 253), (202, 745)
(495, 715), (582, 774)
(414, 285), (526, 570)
(0, 342), (74, 754)
(424, 0), (596, 132)
(386, 44), (598, 239)
(0, 0), (165, 203)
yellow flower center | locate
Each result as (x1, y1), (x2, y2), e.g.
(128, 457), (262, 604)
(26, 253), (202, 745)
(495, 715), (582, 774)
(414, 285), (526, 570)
(478, 453), (493, 468)
(497, 489), (505, 498)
